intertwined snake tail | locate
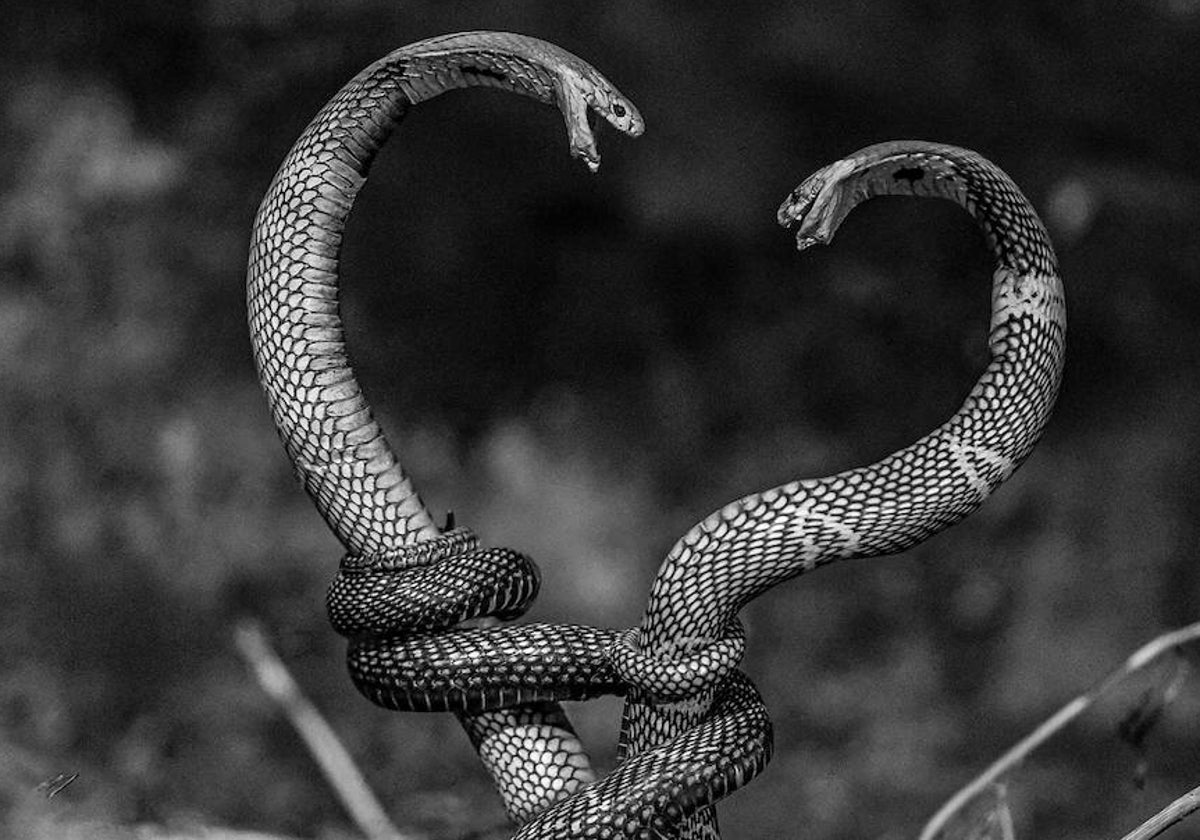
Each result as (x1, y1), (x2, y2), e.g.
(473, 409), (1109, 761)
(247, 30), (1065, 840)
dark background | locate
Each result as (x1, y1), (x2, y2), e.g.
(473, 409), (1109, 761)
(3, 2), (1200, 839)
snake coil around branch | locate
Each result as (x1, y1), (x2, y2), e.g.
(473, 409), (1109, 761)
(247, 30), (1064, 840)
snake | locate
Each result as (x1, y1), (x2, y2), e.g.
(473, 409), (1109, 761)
(246, 30), (1065, 840)
(622, 140), (1066, 836)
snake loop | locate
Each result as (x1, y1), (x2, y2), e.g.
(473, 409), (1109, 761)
(247, 30), (1065, 840)
(610, 619), (746, 704)
(327, 528), (540, 637)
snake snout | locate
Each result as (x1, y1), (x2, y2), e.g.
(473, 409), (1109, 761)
(776, 175), (834, 252)
(776, 183), (817, 228)
(611, 99), (645, 138)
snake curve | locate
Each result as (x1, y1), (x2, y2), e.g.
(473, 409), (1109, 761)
(246, 31), (1066, 840)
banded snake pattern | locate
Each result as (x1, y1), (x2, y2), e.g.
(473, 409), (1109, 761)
(246, 31), (1065, 840)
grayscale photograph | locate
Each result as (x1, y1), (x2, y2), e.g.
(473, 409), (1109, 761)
(2, 3), (1198, 839)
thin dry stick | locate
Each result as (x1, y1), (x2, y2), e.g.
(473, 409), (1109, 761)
(995, 784), (1016, 840)
(1118, 784), (1200, 840)
(233, 620), (420, 840)
(134, 825), (307, 839)
(919, 621), (1200, 840)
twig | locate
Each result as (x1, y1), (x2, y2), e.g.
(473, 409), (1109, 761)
(920, 620), (1200, 840)
(34, 772), (79, 798)
(233, 620), (420, 840)
(995, 783), (1015, 840)
(1118, 784), (1200, 840)
(133, 825), (308, 839)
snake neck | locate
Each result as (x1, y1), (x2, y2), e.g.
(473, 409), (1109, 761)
(247, 52), (427, 555)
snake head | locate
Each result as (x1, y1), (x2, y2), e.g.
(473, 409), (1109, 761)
(777, 158), (861, 251)
(599, 91), (645, 139)
(557, 69), (643, 173)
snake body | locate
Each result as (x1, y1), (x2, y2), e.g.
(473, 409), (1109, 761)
(622, 145), (1065, 831)
(247, 31), (1064, 840)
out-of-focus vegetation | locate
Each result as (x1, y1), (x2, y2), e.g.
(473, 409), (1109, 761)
(2, 1), (1199, 838)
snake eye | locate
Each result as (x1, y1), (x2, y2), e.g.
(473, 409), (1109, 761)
(612, 102), (627, 118)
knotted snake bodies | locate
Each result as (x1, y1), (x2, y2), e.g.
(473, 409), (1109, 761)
(247, 31), (1065, 840)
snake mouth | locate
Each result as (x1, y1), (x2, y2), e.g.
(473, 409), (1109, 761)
(776, 179), (837, 252)
(777, 158), (863, 251)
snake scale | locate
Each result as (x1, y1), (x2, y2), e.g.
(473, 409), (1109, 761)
(246, 31), (1065, 840)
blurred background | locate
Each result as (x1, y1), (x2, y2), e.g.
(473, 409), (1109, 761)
(3, 1), (1200, 838)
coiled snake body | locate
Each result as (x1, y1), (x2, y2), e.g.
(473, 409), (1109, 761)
(247, 31), (1064, 840)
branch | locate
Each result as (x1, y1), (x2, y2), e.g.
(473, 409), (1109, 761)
(1119, 785), (1200, 840)
(132, 825), (307, 839)
(920, 621), (1200, 840)
(233, 620), (421, 840)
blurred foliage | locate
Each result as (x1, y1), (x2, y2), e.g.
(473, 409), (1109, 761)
(2, 1), (1200, 839)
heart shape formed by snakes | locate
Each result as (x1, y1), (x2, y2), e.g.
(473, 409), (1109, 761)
(246, 31), (1065, 840)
